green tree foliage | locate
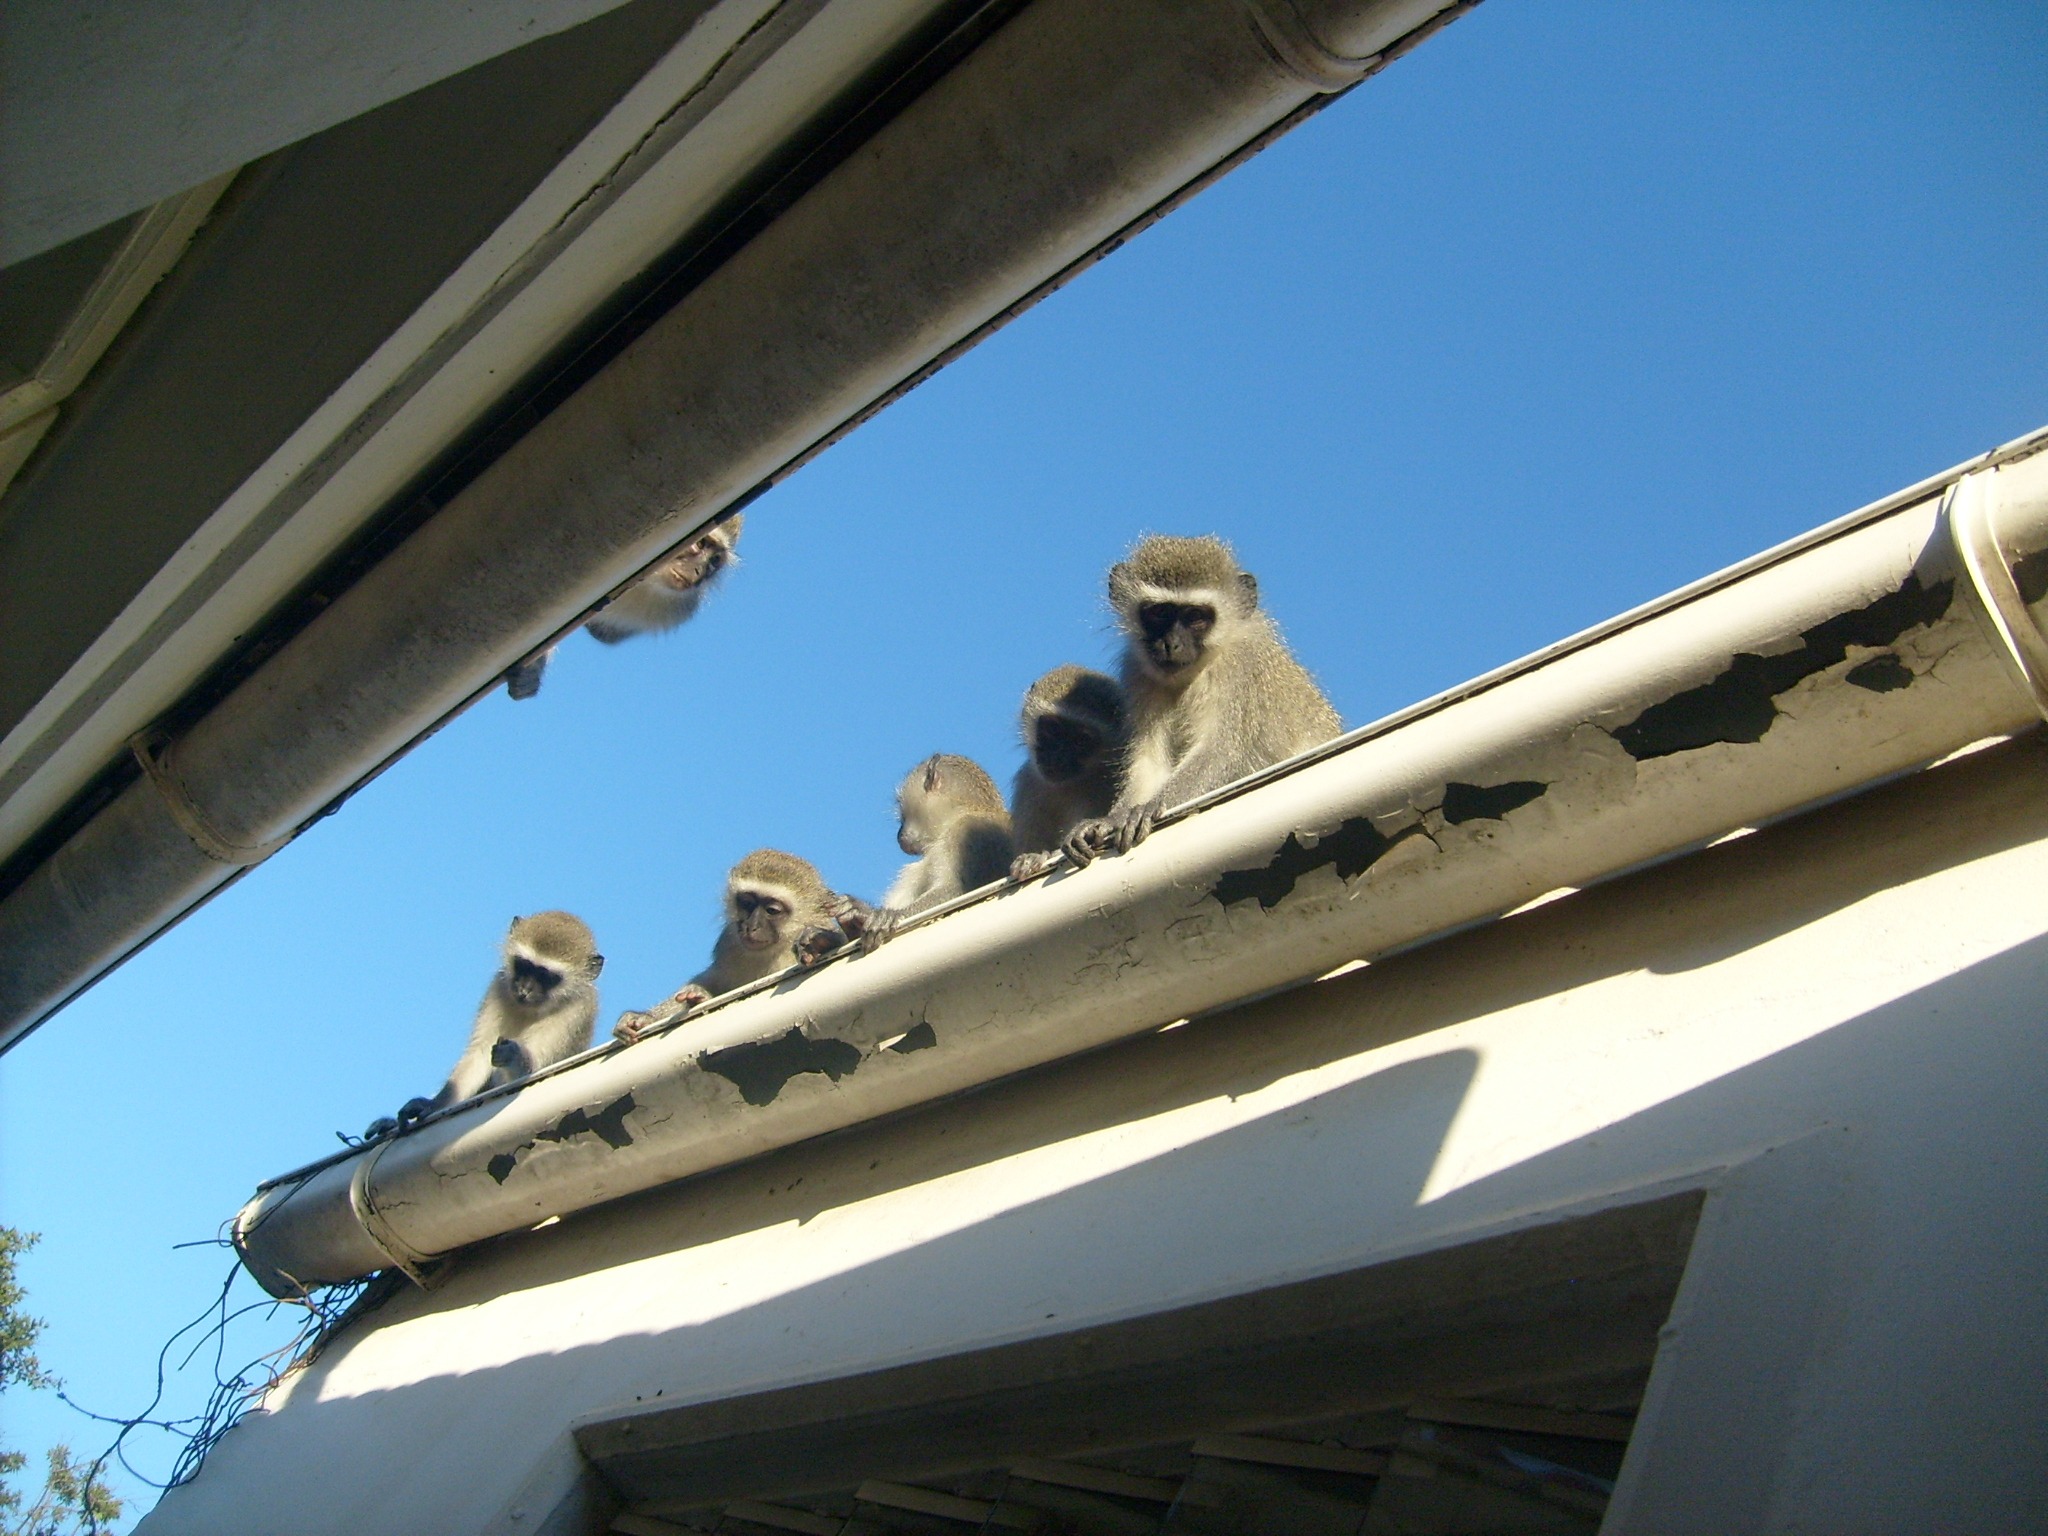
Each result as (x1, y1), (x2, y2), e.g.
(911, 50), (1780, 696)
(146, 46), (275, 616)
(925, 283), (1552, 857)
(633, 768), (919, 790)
(0, 1229), (122, 1534)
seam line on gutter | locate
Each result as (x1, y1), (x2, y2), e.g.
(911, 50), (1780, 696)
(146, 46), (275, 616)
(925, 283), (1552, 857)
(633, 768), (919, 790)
(129, 728), (290, 865)
(1948, 471), (2048, 721)
(345, 1138), (441, 1288)
(1241, 0), (1382, 90)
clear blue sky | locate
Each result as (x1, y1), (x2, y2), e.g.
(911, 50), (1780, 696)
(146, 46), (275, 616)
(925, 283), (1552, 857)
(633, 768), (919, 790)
(4, 0), (2044, 1519)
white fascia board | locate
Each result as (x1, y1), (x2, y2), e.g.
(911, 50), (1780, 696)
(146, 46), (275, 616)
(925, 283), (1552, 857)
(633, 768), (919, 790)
(0, 0), (949, 868)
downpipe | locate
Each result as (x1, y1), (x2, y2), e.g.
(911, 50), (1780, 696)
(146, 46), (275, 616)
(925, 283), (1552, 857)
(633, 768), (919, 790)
(235, 443), (2048, 1296)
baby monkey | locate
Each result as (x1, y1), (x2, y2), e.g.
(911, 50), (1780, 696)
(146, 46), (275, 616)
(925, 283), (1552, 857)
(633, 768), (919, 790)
(365, 911), (603, 1138)
(614, 849), (842, 1043)
(1008, 665), (1126, 881)
(849, 754), (1014, 951)
(1065, 535), (1339, 864)
(505, 514), (743, 699)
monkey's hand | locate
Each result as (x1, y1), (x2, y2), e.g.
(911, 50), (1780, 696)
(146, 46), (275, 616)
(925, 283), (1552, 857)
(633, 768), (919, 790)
(1061, 818), (1115, 865)
(363, 1116), (400, 1141)
(612, 1010), (654, 1044)
(1111, 798), (1162, 854)
(389, 1096), (437, 1131)
(793, 925), (846, 968)
(858, 908), (903, 954)
(827, 894), (874, 940)
(490, 1037), (534, 1080)
(1009, 850), (1062, 882)
(669, 983), (712, 1010)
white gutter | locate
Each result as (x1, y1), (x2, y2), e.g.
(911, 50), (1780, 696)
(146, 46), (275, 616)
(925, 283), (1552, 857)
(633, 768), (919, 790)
(234, 440), (2048, 1297)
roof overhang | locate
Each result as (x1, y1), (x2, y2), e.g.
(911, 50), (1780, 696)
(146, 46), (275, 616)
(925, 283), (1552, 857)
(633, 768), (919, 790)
(0, 0), (1477, 1050)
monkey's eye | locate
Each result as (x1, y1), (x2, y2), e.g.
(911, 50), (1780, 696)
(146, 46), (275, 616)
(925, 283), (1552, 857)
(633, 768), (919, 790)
(511, 956), (561, 988)
(762, 900), (787, 918)
(1138, 603), (1178, 635)
(1183, 607), (1215, 634)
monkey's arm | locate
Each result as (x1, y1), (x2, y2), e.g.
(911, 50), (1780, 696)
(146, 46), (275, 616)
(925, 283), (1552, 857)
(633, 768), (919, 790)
(503, 644), (555, 700)
(1065, 726), (1175, 864)
(796, 895), (873, 968)
(614, 972), (713, 1043)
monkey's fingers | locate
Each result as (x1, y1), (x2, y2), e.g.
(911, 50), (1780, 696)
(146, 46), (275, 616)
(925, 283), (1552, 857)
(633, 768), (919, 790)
(1061, 821), (1108, 866)
(793, 925), (845, 968)
(828, 896), (873, 937)
(613, 1011), (652, 1044)
(1113, 801), (1160, 856)
(858, 912), (902, 954)
(1009, 850), (1061, 882)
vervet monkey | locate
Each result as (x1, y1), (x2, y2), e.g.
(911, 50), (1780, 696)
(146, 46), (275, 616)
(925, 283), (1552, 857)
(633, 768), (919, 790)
(505, 514), (743, 699)
(614, 849), (840, 1043)
(1064, 535), (1339, 864)
(364, 911), (603, 1137)
(1008, 666), (1126, 881)
(855, 754), (1014, 950)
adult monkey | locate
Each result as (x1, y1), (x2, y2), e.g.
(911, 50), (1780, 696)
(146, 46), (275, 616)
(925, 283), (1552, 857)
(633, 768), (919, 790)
(1064, 535), (1339, 864)
(364, 911), (603, 1137)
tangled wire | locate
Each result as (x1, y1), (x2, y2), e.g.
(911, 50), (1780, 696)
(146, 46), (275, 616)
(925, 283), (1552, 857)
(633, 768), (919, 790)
(59, 1235), (387, 1523)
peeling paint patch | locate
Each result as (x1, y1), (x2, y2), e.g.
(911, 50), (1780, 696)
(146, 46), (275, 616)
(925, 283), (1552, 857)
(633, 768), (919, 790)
(2015, 548), (2048, 607)
(702, 1028), (861, 1106)
(1212, 816), (1413, 911)
(883, 1022), (937, 1054)
(485, 1093), (637, 1184)
(1612, 573), (1953, 760)
(1845, 654), (1914, 692)
(1439, 780), (1548, 825)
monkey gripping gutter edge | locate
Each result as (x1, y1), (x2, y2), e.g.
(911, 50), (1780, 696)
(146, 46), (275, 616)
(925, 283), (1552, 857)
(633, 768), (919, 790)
(233, 442), (2048, 1297)
(0, 0), (1475, 1052)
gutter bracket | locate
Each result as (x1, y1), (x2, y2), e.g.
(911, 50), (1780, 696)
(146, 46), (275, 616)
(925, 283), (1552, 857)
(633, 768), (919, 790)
(1946, 469), (2048, 723)
(130, 729), (291, 866)
(348, 1137), (446, 1290)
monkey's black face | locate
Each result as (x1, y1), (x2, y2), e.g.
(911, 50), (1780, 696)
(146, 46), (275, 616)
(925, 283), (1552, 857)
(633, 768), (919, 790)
(1033, 714), (1103, 783)
(508, 954), (564, 1007)
(1135, 601), (1216, 677)
(733, 889), (790, 949)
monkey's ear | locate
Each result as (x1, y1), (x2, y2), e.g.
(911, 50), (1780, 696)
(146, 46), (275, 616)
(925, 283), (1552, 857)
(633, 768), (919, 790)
(923, 759), (942, 793)
(1237, 571), (1259, 606)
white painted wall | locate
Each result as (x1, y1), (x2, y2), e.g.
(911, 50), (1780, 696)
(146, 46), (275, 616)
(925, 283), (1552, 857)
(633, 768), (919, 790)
(140, 731), (2048, 1534)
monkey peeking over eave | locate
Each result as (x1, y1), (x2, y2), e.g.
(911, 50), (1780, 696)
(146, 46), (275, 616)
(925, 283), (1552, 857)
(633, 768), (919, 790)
(503, 513), (743, 699)
(363, 911), (604, 1139)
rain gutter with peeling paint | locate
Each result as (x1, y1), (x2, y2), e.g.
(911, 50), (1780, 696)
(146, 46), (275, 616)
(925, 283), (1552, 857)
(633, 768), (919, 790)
(233, 433), (2048, 1298)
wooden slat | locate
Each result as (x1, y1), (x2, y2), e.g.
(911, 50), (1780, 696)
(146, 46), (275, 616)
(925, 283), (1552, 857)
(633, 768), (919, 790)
(1190, 1435), (1387, 1477)
(1007, 1459), (1181, 1502)
(1405, 1399), (1632, 1444)
(724, 1500), (845, 1536)
(614, 1515), (694, 1536)
(856, 1481), (1038, 1529)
